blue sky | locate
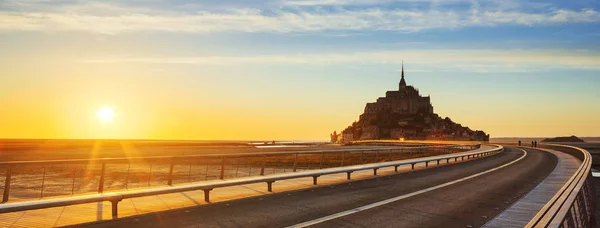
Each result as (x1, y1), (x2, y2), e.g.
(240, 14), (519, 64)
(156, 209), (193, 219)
(0, 0), (599, 139)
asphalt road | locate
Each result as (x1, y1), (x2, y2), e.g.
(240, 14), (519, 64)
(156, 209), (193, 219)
(74, 147), (557, 228)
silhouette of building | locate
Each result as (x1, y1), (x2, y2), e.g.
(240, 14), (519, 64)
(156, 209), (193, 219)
(333, 64), (489, 143)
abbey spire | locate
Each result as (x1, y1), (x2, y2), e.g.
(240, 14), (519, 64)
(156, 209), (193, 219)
(399, 62), (407, 88)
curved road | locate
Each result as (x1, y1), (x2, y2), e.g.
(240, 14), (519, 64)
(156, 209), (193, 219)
(75, 147), (557, 228)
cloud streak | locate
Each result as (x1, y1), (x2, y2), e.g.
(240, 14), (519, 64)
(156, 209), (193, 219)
(81, 49), (600, 72)
(0, 1), (599, 34)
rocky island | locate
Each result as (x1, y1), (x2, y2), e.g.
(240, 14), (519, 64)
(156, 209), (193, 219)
(331, 65), (489, 143)
(541, 136), (585, 143)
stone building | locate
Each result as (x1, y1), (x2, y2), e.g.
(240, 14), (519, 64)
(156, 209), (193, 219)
(333, 64), (489, 143)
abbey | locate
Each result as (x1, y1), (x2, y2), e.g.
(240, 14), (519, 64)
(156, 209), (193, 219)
(331, 65), (489, 143)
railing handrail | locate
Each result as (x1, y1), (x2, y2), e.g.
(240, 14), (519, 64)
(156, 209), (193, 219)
(0, 144), (502, 218)
(526, 144), (593, 227)
(0, 144), (475, 166)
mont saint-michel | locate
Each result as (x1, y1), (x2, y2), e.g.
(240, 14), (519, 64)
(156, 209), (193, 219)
(331, 65), (489, 143)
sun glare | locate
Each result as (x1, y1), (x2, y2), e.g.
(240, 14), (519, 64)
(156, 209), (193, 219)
(97, 107), (114, 122)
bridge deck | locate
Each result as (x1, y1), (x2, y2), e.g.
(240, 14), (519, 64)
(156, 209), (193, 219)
(0, 146), (495, 227)
(484, 147), (581, 227)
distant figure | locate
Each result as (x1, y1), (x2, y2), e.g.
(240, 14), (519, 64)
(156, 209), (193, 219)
(534, 141), (538, 148)
(531, 141), (534, 147)
(518, 140), (521, 146)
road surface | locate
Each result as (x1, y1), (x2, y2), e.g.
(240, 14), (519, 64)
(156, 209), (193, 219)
(74, 147), (557, 228)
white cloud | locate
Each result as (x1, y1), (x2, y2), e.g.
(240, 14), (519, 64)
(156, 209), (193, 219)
(80, 49), (600, 72)
(0, 1), (598, 34)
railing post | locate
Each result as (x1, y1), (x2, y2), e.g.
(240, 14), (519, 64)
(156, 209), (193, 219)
(411, 163), (415, 170)
(266, 181), (274, 192)
(98, 162), (106, 193)
(394, 165), (399, 172)
(425, 161), (429, 167)
(319, 152), (325, 169)
(359, 151), (364, 164)
(167, 158), (175, 186)
(2, 167), (11, 202)
(293, 153), (299, 172)
(260, 155), (266, 176)
(312, 176), (319, 185)
(220, 157), (226, 180)
(40, 167), (46, 198)
(347, 172), (352, 180)
(373, 168), (378, 176)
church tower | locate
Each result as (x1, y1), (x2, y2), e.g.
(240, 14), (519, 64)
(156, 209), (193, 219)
(399, 62), (407, 88)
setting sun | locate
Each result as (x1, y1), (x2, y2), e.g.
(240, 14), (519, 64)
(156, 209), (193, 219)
(97, 107), (114, 122)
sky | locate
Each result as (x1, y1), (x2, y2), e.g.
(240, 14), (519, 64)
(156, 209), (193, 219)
(1, 0), (599, 140)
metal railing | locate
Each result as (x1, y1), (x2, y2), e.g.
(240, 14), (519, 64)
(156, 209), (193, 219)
(0, 144), (502, 219)
(526, 144), (596, 228)
(0, 144), (478, 203)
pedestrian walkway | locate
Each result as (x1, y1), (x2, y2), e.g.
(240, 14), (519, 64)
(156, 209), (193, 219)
(484, 147), (581, 228)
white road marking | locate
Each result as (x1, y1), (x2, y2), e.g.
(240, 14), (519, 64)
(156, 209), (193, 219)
(286, 148), (528, 228)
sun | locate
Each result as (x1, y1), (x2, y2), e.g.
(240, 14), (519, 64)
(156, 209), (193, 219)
(97, 107), (115, 122)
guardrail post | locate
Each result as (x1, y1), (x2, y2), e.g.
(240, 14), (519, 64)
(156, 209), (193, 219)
(266, 181), (274, 192)
(111, 199), (122, 219)
(394, 165), (399, 172)
(167, 159), (175, 186)
(312, 176), (319, 185)
(373, 168), (378, 176)
(203, 189), (212, 202)
(437, 160), (440, 165)
(347, 172), (352, 180)
(446, 158), (450, 163)
(220, 157), (226, 180)
(293, 153), (299, 172)
(425, 161), (429, 167)
(2, 167), (11, 202)
(411, 163), (415, 170)
(260, 155), (266, 176)
(98, 162), (106, 193)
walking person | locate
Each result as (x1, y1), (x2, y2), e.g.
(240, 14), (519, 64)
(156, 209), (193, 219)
(534, 141), (537, 148)
(531, 141), (534, 147)
(518, 140), (521, 146)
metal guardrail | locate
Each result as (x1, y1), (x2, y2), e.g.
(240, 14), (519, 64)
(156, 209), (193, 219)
(0, 144), (501, 219)
(526, 144), (596, 228)
(0, 144), (477, 202)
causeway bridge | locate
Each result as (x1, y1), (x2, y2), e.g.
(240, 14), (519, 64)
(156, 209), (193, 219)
(0, 142), (595, 227)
